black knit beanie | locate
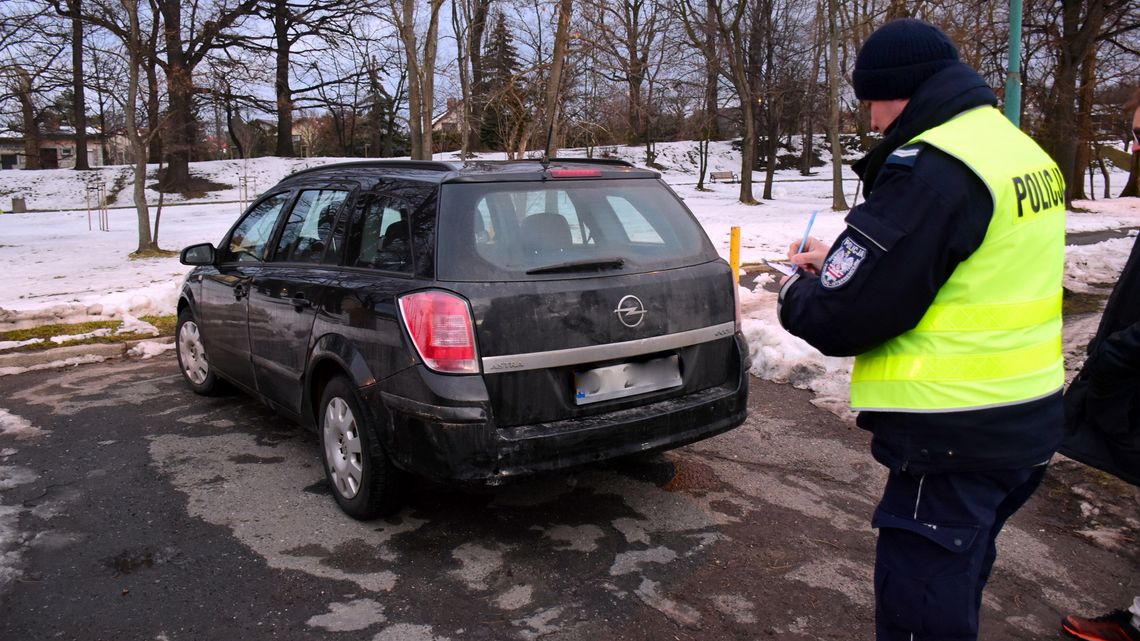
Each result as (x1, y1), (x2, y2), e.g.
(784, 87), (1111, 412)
(853, 19), (960, 100)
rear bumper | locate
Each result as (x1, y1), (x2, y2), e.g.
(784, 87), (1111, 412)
(373, 342), (749, 484)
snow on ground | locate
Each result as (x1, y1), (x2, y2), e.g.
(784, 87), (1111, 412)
(0, 140), (1137, 408)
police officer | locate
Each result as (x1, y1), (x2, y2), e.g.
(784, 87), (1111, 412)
(778, 19), (1065, 641)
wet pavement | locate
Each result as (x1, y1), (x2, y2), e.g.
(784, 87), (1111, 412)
(0, 356), (1136, 640)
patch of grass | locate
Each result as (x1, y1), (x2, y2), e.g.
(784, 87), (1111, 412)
(1063, 288), (1108, 316)
(1, 315), (176, 353)
(9, 332), (156, 352)
(141, 314), (176, 336)
(129, 248), (179, 260)
(1, 320), (119, 342)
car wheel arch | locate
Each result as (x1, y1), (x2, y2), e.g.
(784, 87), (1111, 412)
(306, 334), (379, 427)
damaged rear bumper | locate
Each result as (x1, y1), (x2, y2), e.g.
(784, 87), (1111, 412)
(373, 363), (749, 484)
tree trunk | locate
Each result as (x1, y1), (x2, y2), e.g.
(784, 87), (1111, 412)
(1040, 0), (1105, 207)
(703, 0), (718, 140)
(400, 0), (424, 159)
(800, 2), (823, 176)
(70, 0), (90, 170)
(827, 0), (848, 210)
(452, 0), (472, 157)
(419, 0), (444, 158)
(146, 60), (162, 163)
(158, 1), (194, 192)
(146, 15), (162, 163)
(15, 68), (42, 170)
(274, 0), (295, 157)
(122, 0), (155, 253)
(1070, 44), (1097, 201)
(543, 0), (573, 159)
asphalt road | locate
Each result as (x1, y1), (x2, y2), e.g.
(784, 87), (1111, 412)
(0, 356), (1136, 641)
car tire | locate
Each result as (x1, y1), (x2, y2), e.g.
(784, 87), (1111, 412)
(176, 308), (221, 395)
(319, 375), (403, 519)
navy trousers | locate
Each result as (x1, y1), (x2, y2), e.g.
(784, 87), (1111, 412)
(873, 465), (1048, 641)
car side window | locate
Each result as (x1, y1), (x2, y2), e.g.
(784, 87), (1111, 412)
(348, 194), (414, 273)
(222, 192), (291, 263)
(273, 189), (349, 263)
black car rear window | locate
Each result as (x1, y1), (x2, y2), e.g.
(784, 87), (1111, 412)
(436, 179), (718, 281)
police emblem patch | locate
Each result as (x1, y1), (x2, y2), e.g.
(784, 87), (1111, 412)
(820, 237), (867, 289)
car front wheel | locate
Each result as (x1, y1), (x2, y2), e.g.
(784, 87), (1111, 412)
(319, 375), (403, 519)
(176, 308), (220, 395)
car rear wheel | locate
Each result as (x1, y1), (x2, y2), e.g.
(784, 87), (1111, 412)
(319, 375), (403, 519)
(176, 308), (220, 395)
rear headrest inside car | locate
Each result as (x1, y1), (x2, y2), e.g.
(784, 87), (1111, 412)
(520, 213), (571, 254)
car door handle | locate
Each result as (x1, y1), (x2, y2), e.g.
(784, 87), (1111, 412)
(233, 284), (248, 301)
(291, 293), (313, 310)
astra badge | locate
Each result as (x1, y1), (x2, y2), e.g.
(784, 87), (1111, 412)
(820, 237), (867, 289)
(615, 295), (647, 328)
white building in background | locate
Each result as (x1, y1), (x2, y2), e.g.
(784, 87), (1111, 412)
(0, 127), (106, 169)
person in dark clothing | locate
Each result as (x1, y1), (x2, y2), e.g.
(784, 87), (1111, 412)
(778, 19), (1066, 641)
(1057, 86), (1140, 641)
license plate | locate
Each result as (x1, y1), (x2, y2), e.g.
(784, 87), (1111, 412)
(573, 355), (682, 405)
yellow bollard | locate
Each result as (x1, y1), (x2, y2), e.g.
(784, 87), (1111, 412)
(729, 226), (741, 285)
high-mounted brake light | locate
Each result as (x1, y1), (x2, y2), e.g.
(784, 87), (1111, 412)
(549, 169), (602, 178)
(398, 290), (479, 374)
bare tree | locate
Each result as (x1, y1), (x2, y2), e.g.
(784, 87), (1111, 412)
(542, 0), (573, 158)
(581, 0), (672, 163)
(1033, 0), (1138, 205)
(451, 0), (494, 156)
(826, 0), (848, 209)
(674, 0), (760, 204)
(388, 0), (445, 159)
(240, 0), (373, 158)
(54, 0), (91, 170)
(0, 4), (69, 170)
(151, 0), (259, 193)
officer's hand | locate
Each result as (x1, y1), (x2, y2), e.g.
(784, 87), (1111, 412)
(787, 236), (828, 275)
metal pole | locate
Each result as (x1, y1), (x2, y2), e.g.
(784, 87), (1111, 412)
(730, 226), (741, 285)
(1004, 0), (1023, 127)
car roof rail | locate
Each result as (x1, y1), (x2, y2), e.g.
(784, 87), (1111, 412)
(282, 160), (457, 180)
(547, 157), (635, 168)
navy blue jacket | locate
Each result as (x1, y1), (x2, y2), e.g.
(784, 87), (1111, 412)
(779, 63), (1063, 474)
(1061, 234), (1140, 486)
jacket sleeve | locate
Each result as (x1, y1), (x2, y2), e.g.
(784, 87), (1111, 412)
(1087, 322), (1140, 391)
(778, 146), (992, 357)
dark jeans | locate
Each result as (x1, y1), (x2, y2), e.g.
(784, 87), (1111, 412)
(873, 465), (1048, 641)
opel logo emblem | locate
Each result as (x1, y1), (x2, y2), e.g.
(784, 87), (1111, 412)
(615, 295), (647, 328)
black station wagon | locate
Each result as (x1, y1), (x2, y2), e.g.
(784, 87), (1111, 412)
(177, 159), (749, 519)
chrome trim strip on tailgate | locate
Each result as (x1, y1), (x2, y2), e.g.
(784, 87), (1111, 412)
(481, 322), (736, 373)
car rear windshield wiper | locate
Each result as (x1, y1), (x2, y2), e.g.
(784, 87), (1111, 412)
(526, 257), (626, 275)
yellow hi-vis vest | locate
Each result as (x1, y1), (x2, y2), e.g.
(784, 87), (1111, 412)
(850, 106), (1065, 412)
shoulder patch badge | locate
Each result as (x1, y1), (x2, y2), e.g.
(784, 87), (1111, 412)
(885, 143), (923, 168)
(820, 237), (868, 289)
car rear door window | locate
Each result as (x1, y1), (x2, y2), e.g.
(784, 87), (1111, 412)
(222, 192), (291, 263)
(273, 189), (348, 263)
(347, 191), (420, 273)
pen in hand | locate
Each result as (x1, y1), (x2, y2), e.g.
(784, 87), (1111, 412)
(798, 210), (818, 255)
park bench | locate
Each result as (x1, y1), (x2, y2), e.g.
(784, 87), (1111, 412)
(710, 171), (738, 184)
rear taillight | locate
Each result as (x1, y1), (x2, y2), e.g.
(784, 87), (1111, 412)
(397, 290), (479, 374)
